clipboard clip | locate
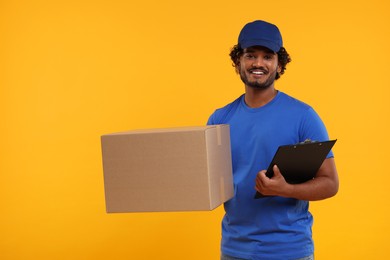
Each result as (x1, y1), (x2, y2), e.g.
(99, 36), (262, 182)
(300, 139), (318, 144)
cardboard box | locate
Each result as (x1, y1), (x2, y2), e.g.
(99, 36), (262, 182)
(101, 124), (233, 213)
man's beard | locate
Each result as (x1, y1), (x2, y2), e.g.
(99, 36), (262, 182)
(239, 68), (278, 90)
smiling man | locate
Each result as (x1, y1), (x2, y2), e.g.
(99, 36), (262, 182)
(207, 20), (339, 260)
(238, 47), (279, 90)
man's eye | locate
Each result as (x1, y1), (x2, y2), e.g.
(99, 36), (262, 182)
(245, 54), (255, 59)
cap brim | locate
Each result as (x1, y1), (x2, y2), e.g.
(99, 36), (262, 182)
(240, 39), (281, 53)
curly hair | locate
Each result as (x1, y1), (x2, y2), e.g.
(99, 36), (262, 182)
(229, 45), (292, 80)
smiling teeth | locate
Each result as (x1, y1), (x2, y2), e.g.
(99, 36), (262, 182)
(252, 71), (264, 75)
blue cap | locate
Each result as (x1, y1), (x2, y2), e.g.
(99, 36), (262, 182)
(238, 20), (283, 52)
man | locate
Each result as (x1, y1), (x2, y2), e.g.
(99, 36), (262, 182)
(207, 20), (339, 260)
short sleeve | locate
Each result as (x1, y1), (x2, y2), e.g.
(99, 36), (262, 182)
(299, 107), (334, 158)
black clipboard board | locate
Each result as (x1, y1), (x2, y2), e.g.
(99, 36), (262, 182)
(255, 139), (337, 199)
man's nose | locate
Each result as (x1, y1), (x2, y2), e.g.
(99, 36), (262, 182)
(252, 57), (265, 67)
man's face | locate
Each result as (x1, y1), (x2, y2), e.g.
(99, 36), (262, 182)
(238, 46), (280, 90)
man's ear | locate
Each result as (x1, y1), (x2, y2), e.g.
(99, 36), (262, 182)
(235, 62), (240, 74)
(277, 64), (282, 73)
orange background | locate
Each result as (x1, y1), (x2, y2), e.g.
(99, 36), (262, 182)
(1, 0), (389, 259)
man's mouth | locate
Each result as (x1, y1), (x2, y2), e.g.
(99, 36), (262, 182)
(250, 69), (267, 75)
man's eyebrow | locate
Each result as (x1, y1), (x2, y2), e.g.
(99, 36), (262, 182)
(243, 49), (256, 53)
(264, 50), (276, 54)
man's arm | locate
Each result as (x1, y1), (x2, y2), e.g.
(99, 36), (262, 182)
(255, 158), (339, 201)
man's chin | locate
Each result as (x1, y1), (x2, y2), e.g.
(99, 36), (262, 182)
(246, 82), (272, 90)
(241, 76), (271, 89)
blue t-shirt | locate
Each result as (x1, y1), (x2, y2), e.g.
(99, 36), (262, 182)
(207, 91), (333, 260)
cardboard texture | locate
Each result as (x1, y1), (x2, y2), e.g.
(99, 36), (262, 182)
(101, 125), (233, 213)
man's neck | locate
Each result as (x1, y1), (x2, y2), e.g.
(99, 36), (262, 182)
(244, 85), (278, 108)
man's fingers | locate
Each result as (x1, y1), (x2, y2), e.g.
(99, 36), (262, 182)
(273, 165), (282, 177)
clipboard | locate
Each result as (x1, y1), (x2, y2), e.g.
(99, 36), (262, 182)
(254, 139), (337, 199)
